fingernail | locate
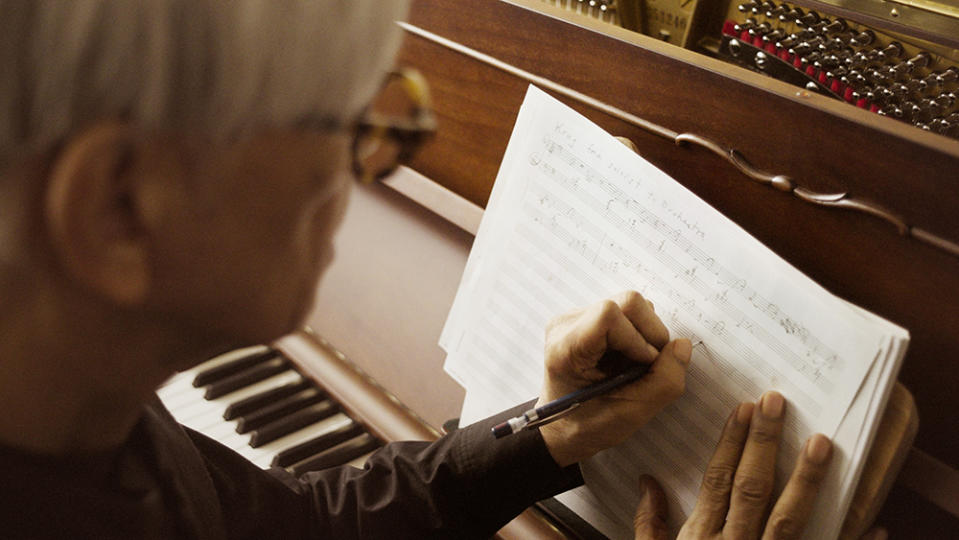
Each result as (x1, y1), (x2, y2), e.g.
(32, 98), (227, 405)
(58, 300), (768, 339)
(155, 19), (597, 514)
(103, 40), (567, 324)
(761, 391), (784, 419)
(646, 343), (660, 360)
(806, 433), (832, 464)
(674, 339), (691, 364)
(736, 402), (753, 424)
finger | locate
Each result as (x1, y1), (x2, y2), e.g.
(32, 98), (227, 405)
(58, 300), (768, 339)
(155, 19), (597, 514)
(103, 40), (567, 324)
(684, 402), (753, 535)
(761, 434), (833, 540)
(633, 475), (669, 540)
(562, 300), (660, 377)
(725, 391), (786, 539)
(625, 339), (690, 406)
(614, 290), (670, 350)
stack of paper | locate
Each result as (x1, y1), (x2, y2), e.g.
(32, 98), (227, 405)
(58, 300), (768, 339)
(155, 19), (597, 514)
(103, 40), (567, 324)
(439, 85), (909, 539)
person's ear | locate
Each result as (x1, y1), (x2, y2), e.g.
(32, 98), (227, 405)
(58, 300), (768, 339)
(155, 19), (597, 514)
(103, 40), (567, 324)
(43, 121), (151, 306)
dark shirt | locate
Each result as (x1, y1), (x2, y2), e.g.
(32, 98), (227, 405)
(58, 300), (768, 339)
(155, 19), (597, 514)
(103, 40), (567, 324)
(0, 397), (582, 539)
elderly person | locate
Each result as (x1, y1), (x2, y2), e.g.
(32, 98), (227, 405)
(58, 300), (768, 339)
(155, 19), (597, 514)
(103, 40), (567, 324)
(0, 1), (835, 539)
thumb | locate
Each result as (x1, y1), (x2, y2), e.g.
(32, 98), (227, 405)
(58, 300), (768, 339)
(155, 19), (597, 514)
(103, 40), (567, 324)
(633, 475), (669, 540)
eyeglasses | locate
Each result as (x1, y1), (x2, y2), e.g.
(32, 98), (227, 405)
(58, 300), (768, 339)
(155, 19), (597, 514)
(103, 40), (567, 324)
(295, 68), (437, 183)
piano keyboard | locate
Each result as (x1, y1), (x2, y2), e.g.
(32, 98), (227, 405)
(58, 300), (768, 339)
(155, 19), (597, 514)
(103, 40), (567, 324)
(157, 345), (383, 475)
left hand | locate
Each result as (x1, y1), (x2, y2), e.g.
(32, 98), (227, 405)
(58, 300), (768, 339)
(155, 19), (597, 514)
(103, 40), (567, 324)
(537, 291), (692, 467)
(633, 392), (834, 540)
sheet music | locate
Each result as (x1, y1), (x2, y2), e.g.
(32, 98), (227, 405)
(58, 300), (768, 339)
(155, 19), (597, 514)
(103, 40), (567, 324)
(442, 86), (908, 539)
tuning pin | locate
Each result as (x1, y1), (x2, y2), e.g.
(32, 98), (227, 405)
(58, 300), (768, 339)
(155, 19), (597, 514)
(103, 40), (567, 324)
(827, 66), (848, 80)
(880, 103), (903, 117)
(734, 18), (757, 34)
(780, 7), (803, 22)
(902, 100), (922, 119)
(797, 51), (822, 68)
(832, 31), (856, 45)
(889, 61), (912, 79)
(763, 29), (786, 43)
(890, 83), (914, 103)
(823, 19), (848, 34)
(936, 91), (957, 108)
(923, 72), (943, 90)
(902, 78), (927, 95)
(870, 86), (894, 105)
(748, 22), (773, 36)
(823, 37), (847, 51)
(766, 4), (787, 17)
(821, 54), (842, 69)
(861, 48), (881, 62)
(850, 30), (875, 47)
(928, 117), (948, 133)
(804, 36), (826, 50)
(906, 52), (931, 71)
(843, 70), (868, 89)
(866, 68), (889, 85)
(759, 1), (776, 13)
(918, 100), (940, 122)
(779, 35), (799, 49)
(846, 52), (868, 69)
(938, 67), (958, 84)
(797, 11), (821, 27)
(738, 1), (760, 13)
(791, 42), (813, 56)
(877, 42), (904, 60)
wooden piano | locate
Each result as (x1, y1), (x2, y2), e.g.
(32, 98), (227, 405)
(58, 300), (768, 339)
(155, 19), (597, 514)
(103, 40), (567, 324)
(161, 1), (959, 538)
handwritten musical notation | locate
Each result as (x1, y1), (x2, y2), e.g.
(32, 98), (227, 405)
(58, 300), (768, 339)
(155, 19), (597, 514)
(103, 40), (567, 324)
(529, 134), (841, 395)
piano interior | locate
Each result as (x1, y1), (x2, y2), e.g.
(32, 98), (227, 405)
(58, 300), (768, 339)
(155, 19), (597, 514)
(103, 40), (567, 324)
(160, 1), (959, 538)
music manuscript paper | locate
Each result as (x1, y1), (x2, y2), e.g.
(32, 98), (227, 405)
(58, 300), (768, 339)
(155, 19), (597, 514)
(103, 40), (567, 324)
(440, 86), (908, 539)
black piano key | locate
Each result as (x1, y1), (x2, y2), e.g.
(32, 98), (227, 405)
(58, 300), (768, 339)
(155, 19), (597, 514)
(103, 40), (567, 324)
(192, 348), (278, 387)
(203, 356), (289, 400)
(223, 379), (313, 421)
(271, 421), (366, 468)
(235, 387), (325, 434)
(289, 434), (380, 476)
(249, 401), (338, 448)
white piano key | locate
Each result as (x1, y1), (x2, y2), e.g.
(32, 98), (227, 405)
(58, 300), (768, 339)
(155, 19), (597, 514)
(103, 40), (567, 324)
(156, 344), (271, 391)
(165, 370), (303, 427)
(346, 451), (376, 469)
(158, 347), (379, 473)
(246, 412), (353, 469)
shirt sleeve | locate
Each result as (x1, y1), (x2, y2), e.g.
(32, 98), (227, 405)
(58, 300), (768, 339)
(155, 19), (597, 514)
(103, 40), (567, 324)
(183, 400), (583, 539)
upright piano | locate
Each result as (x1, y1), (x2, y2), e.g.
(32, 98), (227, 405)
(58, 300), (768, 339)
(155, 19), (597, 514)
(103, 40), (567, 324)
(161, 1), (959, 537)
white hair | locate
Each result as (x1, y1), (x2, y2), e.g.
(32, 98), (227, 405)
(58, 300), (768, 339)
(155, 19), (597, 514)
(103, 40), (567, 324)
(0, 0), (409, 265)
(0, 0), (409, 163)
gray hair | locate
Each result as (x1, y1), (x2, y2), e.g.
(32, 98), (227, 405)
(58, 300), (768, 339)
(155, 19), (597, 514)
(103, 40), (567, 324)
(0, 0), (408, 266)
(0, 0), (409, 163)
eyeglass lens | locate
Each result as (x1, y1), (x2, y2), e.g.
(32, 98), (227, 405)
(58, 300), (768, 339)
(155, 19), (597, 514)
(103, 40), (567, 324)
(353, 72), (429, 182)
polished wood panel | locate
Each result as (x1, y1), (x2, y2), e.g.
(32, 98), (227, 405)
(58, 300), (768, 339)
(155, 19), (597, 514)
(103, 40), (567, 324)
(302, 180), (471, 430)
(397, 0), (959, 473)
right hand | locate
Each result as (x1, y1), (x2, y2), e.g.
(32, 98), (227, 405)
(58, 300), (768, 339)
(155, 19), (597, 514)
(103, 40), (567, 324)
(537, 291), (691, 468)
(634, 391), (834, 539)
